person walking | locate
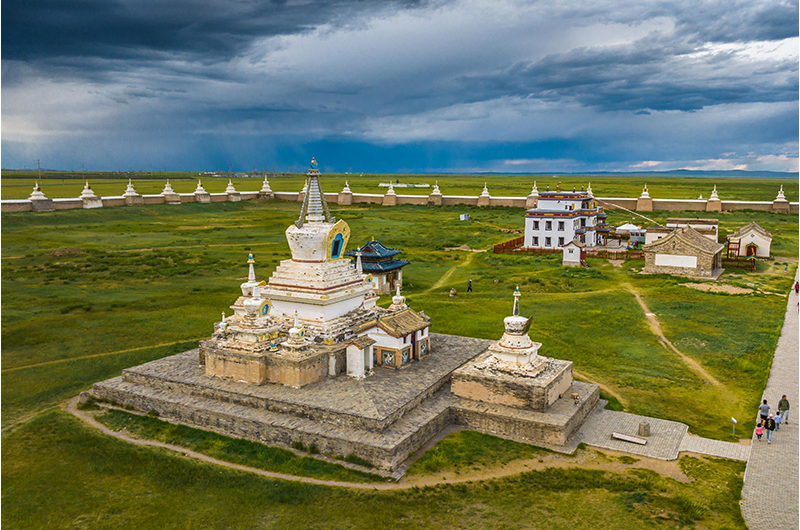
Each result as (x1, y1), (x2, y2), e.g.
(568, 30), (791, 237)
(775, 411), (782, 430)
(778, 395), (790, 424)
(764, 414), (777, 444)
(755, 423), (763, 442)
(795, 281), (799, 294)
(759, 399), (770, 423)
(467, 279), (473, 293)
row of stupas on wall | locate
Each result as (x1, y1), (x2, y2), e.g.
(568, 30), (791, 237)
(199, 165), (430, 388)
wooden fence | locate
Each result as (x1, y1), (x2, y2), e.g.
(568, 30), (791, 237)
(722, 257), (757, 271)
(493, 236), (525, 253)
(493, 236), (645, 261)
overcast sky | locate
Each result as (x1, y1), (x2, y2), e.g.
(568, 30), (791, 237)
(3, 0), (798, 173)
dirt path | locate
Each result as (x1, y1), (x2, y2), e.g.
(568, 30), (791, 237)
(425, 253), (476, 293)
(63, 398), (689, 489)
(2, 339), (203, 373)
(573, 370), (627, 407)
(624, 284), (722, 387)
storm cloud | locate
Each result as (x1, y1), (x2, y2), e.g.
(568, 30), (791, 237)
(2, 0), (798, 172)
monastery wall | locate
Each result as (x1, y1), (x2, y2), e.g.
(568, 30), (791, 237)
(1, 200), (33, 212)
(4, 183), (797, 213)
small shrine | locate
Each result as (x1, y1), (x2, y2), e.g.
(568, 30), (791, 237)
(450, 287), (598, 445)
(345, 239), (410, 295)
(199, 160), (433, 388)
(452, 286), (573, 411)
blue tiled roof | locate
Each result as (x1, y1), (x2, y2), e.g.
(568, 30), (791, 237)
(344, 239), (402, 258)
(361, 259), (410, 272)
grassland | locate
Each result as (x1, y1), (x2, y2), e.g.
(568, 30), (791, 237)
(4, 410), (747, 529)
(2, 169), (797, 201)
(1, 196), (794, 528)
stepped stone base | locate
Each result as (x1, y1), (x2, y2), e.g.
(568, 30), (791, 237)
(92, 334), (599, 470)
(452, 381), (599, 446)
(452, 352), (573, 412)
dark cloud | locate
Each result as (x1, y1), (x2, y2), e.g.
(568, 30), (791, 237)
(2, 0), (427, 64)
(672, 0), (799, 43)
(458, 34), (799, 113)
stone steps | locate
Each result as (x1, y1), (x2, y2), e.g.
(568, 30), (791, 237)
(93, 375), (454, 471)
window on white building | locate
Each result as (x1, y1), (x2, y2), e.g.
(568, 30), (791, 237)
(581, 218), (586, 227)
(558, 221), (564, 231)
(558, 237), (565, 246)
(533, 220), (539, 229)
(545, 221), (552, 230)
(532, 236), (539, 246)
(545, 237), (551, 246)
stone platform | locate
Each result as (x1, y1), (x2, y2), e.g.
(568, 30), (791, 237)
(93, 333), (600, 470)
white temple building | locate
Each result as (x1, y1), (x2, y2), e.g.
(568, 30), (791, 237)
(523, 183), (609, 249)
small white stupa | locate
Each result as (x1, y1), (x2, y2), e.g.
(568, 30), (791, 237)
(530, 181), (539, 198)
(261, 176), (273, 194)
(486, 286), (544, 370)
(80, 181), (103, 209)
(123, 179), (139, 197)
(80, 181), (97, 199)
(709, 185), (719, 201)
(480, 183), (491, 198)
(240, 252), (260, 296)
(226, 179), (241, 201)
(386, 182), (396, 196)
(431, 181), (442, 196)
(586, 183), (593, 197)
(776, 185), (787, 201)
(387, 284), (408, 312)
(29, 184), (47, 200)
(341, 181), (352, 194)
(355, 249), (363, 274)
(162, 180), (175, 194)
(194, 179), (211, 203)
(639, 184), (650, 199)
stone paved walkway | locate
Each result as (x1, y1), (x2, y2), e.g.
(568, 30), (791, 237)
(573, 408), (688, 460)
(679, 434), (750, 461)
(740, 272), (799, 530)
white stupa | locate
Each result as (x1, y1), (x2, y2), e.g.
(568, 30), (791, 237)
(162, 180), (175, 194)
(260, 176), (273, 194)
(709, 185), (719, 201)
(29, 184), (47, 200)
(480, 183), (491, 198)
(639, 184), (650, 199)
(80, 181), (97, 199)
(225, 179), (237, 193)
(194, 180), (207, 194)
(776, 185), (787, 202)
(341, 181), (351, 193)
(386, 182), (396, 196)
(123, 179), (140, 197)
(80, 181), (103, 208)
(486, 286), (544, 370)
(257, 166), (377, 338)
(430, 181), (442, 196)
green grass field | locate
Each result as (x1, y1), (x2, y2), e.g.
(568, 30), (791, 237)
(2, 170), (796, 201)
(4, 410), (747, 529)
(2, 195), (794, 528)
